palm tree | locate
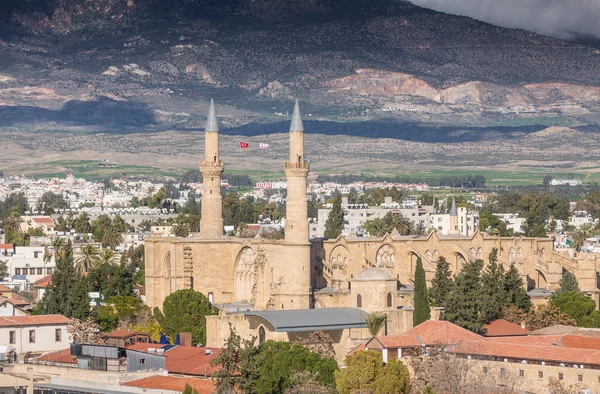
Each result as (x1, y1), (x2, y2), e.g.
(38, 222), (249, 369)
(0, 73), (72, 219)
(365, 312), (387, 337)
(75, 244), (100, 273)
(102, 227), (124, 250)
(52, 237), (67, 259)
(573, 223), (594, 252)
(171, 223), (190, 238)
(98, 248), (118, 265)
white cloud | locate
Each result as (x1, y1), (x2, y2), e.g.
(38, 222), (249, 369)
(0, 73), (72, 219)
(410, 0), (600, 38)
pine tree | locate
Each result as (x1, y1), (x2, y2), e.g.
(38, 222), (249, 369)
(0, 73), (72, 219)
(429, 256), (452, 307)
(443, 259), (485, 334)
(413, 257), (431, 326)
(480, 248), (506, 322)
(324, 195), (344, 239)
(553, 270), (579, 299)
(37, 241), (90, 319)
(504, 264), (532, 311)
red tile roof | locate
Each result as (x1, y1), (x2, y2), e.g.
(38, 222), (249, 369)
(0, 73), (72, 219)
(488, 335), (564, 346)
(0, 315), (72, 327)
(0, 296), (30, 307)
(32, 217), (55, 226)
(0, 244), (14, 250)
(402, 320), (486, 345)
(452, 340), (600, 367)
(106, 330), (139, 339)
(369, 335), (422, 349)
(559, 335), (600, 350)
(0, 284), (12, 292)
(37, 348), (77, 364)
(483, 319), (528, 337)
(123, 376), (214, 394)
(33, 275), (52, 289)
(126, 344), (221, 376)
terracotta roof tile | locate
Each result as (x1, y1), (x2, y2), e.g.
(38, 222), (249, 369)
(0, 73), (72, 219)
(126, 344), (221, 376)
(0, 284), (12, 292)
(122, 376), (214, 393)
(483, 319), (528, 337)
(0, 244), (14, 249)
(37, 349), (77, 364)
(452, 340), (600, 367)
(33, 276), (52, 288)
(402, 320), (486, 345)
(32, 217), (55, 226)
(370, 335), (422, 348)
(488, 335), (564, 346)
(559, 335), (600, 350)
(0, 296), (30, 307)
(0, 315), (72, 327)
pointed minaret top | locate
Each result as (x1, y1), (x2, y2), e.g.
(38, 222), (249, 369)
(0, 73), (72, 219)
(450, 198), (458, 216)
(205, 98), (219, 132)
(289, 98), (304, 132)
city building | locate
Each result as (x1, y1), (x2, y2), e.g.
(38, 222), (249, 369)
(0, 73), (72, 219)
(429, 199), (478, 236)
(0, 315), (72, 355)
(6, 246), (55, 283)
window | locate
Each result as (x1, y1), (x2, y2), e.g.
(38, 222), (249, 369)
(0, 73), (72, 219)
(578, 375), (583, 382)
(55, 328), (62, 342)
(357, 294), (362, 308)
(29, 330), (35, 343)
(140, 359), (146, 364)
(15, 268), (21, 275)
(30, 268), (36, 275)
(559, 373), (563, 380)
(34, 251), (40, 258)
(386, 293), (392, 308)
(519, 370), (524, 377)
(208, 292), (214, 304)
(37, 268), (43, 275)
(9, 331), (15, 344)
(259, 326), (266, 344)
(500, 368), (505, 377)
(538, 371), (543, 379)
(47, 268), (53, 274)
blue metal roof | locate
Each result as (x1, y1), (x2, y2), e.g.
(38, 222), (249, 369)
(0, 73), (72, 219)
(243, 307), (368, 332)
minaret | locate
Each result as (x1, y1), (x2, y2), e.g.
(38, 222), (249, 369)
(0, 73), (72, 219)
(272, 98), (311, 310)
(199, 98), (224, 236)
(285, 98), (310, 244)
(448, 198), (459, 235)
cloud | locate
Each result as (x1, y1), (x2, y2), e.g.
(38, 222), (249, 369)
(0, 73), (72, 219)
(410, 0), (600, 39)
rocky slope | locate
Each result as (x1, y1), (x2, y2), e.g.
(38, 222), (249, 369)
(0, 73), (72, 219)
(1, 0), (600, 132)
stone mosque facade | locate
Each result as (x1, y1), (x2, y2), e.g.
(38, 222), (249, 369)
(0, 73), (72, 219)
(144, 100), (600, 314)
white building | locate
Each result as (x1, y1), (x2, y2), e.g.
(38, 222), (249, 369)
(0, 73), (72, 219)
(0, 314), (72, 354)
(429, 206), (479, 236)
(7, 246), (55, 283)
(310, 196), (434, 238)
(550, 179), (582, 186)
(494, 213), (526, 233)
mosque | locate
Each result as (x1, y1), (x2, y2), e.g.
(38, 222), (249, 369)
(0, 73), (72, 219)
(144, 100), (600, 321)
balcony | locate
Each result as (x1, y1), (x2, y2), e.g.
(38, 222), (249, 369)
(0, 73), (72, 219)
(200, 160), (224, 168)
(285, 161), (310, 169)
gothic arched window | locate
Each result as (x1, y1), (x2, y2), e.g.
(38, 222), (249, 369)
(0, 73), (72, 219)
(387, 293), (392, 308)
(357, 294), (362, 308)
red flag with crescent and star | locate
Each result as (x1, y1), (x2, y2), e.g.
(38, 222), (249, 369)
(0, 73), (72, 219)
(240, 142), (249, 148)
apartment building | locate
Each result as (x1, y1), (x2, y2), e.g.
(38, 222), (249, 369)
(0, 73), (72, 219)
(429, 206), (479, 236)
(7, 246), (55, 283)
(0, 315), (72, 354)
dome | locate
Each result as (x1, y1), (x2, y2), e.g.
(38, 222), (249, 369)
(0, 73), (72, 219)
(352, 267), (393, 281)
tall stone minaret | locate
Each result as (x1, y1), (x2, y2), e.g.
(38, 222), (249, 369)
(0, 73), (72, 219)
(199, 98), (224, 236)
(448, 198), (459, 235)
(272, 98), (311, 310)
(285, 98), (310, 244)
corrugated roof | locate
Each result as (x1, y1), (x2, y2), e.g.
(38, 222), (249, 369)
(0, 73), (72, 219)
(123, 376), (214, 394)
(126, 344), (221, 376)
(0, 315), (72, 327)
(243, 307), (368, 332)
(483, 319), (528, 337)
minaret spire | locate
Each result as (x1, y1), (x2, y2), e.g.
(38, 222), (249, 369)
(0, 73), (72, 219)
(449, 198), (459, 235)
(289, 98), (304, 133)
(199, 98), (224, 236)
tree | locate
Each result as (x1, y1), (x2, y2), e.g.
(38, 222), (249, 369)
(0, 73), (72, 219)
(443, 259), (485, 334)
(37, 241), (90, 320)
(75, 244), (100, 273)
(73, 212), (92, 234)
(212, 326), (257, 394)
(553, 270), (579, 299)
(0, 260), (8, 280)
(503, 264), (532, 311)
(363, 212), (415, 236)
(88, 261), (135, 299)
(551, 291), (596, 324)
(324, 195), (344, 239)
(429, 257), (452, 307)
(182, 384), (200, 394)
(154, 289), (218, 345)
(171, 222), (190, 237)
(502, 305), (576, 331)
(413, 257), (430, 326)
(543, 175), (554, 186)
(38, 191), (68, 215)
(102, 227), (124, 249)
(335, 350), (409, 394)
(373, 359), (411, 394)
(480, 249), (506, 322)
(97, 248), (118, 265)
(365, 313), (387, 337)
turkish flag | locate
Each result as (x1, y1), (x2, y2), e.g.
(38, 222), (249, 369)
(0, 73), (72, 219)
(240, 142), (249, 148)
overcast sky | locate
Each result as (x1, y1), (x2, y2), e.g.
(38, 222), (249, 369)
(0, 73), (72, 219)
(410, 0), (600, 39)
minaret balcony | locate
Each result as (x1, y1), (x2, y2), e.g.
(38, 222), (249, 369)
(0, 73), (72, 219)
(200, 160), (224, 168)
(284, 161), (310, 170)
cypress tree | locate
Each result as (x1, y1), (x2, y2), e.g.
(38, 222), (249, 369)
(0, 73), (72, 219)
(37, 241), (90, 319)
(429, 256), (453, 307)
(413, 257), (431, 326)
(443, 259), (485, 334)
(553, 270), (579, 299)
(504, 264), (532, 311)
(480, 249), (506, 322)
(324, 195), (344, 239)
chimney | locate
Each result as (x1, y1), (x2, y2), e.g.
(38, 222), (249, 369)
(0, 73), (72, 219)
(180, 332), (193, 347)
(520, 322), (526, 329)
